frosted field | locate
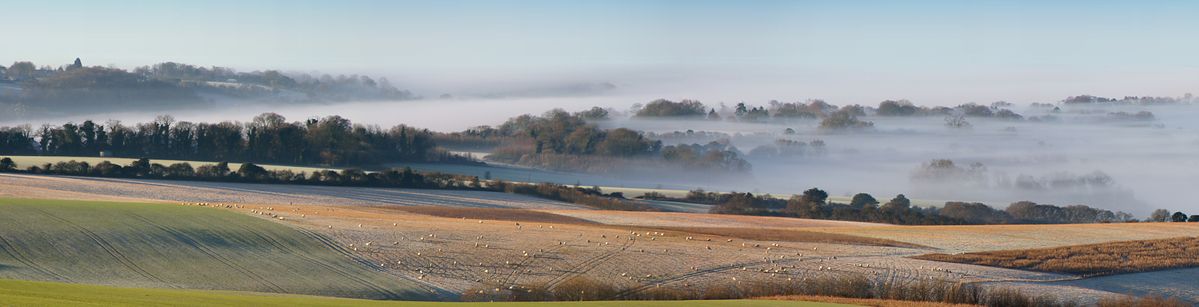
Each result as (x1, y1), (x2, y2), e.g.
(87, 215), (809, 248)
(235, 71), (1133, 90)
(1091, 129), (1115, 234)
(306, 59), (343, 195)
(228, 202), (1198, 304)
(3, 172), (1196, 303)
(0, 173), (583, 210)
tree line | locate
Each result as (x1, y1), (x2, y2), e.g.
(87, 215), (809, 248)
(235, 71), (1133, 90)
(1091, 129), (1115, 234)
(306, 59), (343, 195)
(0, 156), (651, 212)
(1, 153), (1182, 225)
(481, 109), (752, 172)
(646, 188), (1167, 225)
(624, 98), (1034, 125)
(0, 113), (464, 166)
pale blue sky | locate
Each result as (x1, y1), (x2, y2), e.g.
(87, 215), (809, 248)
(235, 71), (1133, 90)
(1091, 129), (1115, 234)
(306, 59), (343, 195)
(2, 0), (1196, 103)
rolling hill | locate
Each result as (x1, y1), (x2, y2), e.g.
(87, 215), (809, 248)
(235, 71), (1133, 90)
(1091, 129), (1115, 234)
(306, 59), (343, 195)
(0, 198), (441, 300)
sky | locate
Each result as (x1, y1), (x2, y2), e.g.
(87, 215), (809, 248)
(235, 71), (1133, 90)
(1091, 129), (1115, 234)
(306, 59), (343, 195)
(2, 0), (1197, 104)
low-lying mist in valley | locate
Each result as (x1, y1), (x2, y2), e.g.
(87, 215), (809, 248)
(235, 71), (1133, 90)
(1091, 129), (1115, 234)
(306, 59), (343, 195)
(4, 92), (1197, 216)
(0, 95), (641, 133)
(601, 103), (1199, 216)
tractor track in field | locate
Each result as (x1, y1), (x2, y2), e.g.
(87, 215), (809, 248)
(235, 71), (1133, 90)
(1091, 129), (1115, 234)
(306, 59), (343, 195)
(492, 241), (569, 288)
(613, 252), (903, 298)
(266, 227), (407, 298)
(294, 227), (455, 299)
(543, 235), (636, 290)
(29, 208), (169, 285)
(0, 235), (70, 281)
(614, 256), (808, 298)
(129, 214), (287, 293)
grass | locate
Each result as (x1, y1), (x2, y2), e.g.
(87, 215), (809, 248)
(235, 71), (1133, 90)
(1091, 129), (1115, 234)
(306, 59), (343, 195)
(913, 236), (1199, 276)
(0, 197), (435, 299)
(4, 155), (333, 174)
(0, 278), (854, 307)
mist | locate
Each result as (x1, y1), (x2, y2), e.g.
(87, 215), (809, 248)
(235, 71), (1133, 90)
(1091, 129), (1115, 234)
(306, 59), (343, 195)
(7, 86), (1196, 217)
(601, 104), (1199, 216)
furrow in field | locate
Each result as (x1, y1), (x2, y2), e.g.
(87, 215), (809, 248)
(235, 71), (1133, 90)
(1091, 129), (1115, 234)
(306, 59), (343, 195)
(28, 208), (168, 284)
(128, 214), (288, 293)
(0, 235), (71, 281)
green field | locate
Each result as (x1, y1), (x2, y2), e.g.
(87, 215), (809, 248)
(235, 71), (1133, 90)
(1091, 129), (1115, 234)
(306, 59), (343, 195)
(3, 155), (333, 174)
(0, 198), (437, 300)
(0, 278), (850, 307)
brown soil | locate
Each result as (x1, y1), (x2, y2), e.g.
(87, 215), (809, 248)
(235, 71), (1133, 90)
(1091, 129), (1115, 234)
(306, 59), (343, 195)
(914, 236), (1199, 276)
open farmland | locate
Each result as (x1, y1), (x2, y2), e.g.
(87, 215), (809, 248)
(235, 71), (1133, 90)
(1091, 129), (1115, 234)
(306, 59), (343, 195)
(233, 203), (920, 294)
(0, 198), (440, 300)
(914, 236), (1199, 276)
(217, 202), (1145, 304)
(543, 210), (885, 228)
(800, 223), (1199, 253)
(1, 156), (958, 214)
(2, 175), (1197, 304)
(0, 173), (583, 209)
(1049, 267), (1199, 303)
(386, 162), (946, 209)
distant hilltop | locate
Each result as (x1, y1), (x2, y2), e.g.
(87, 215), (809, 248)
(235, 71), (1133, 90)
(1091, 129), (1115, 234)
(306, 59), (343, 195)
(0, 59), (417, 118)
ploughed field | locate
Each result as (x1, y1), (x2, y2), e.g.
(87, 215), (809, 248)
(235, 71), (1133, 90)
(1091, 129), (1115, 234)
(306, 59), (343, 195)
(914, 236), (1199, 276)
(799, 223), (1199, 253)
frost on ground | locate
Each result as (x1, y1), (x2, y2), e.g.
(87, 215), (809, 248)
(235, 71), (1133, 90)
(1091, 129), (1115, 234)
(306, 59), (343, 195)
(804, 223), (1199, 253)
(545, 209), (884, 228)
(0, 173), (583, 210)
(5, 173), (1197, 304)
(225, 202), (1198, 303)
(1050, 267), (1199, 303)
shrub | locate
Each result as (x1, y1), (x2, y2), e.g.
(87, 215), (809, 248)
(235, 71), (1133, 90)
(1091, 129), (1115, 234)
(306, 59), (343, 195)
(0, 157), (15, 171)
